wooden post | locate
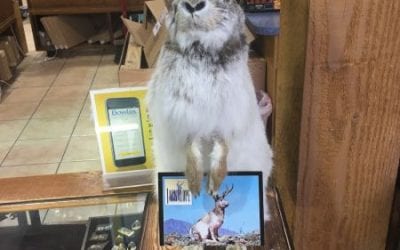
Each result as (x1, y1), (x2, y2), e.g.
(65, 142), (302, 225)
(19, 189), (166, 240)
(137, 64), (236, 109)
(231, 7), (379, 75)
(273, 0), (309, 235)
(13, 0), (28, 53)
(295, 1), (400, 249)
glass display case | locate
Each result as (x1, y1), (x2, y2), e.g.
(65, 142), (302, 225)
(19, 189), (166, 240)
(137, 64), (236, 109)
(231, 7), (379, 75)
(0, 171), (154, 250)
(0, 193), (149, 250)
(0, 171), (290, 250)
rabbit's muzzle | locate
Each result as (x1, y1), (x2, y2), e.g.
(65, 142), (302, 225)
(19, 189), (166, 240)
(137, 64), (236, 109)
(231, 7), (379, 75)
(183, 0), (206, 14)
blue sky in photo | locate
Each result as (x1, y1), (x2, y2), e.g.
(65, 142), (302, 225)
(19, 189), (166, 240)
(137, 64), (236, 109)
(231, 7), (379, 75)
(162, 174), (262, 233)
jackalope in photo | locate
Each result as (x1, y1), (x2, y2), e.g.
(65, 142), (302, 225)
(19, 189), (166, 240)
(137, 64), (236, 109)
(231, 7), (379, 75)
(190, 185), (234, 242)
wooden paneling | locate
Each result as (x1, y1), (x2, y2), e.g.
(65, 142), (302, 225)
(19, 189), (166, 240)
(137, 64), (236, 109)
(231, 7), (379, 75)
(0, 1), (26, 59)
(0, 0), (15, 33)
(272, 0), (308, 235)
(0, 0), (14, 25)
(12, 0), (28, 53)
(295, 1), (400, 249)
(386, 162), (400, 250)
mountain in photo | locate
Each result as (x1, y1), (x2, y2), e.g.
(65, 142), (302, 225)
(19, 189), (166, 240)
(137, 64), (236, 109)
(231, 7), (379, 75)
(164, 219), (238, 236)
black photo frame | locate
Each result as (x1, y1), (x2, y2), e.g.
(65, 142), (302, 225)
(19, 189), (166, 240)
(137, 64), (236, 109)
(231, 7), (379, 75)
(158, 172), (264, 247)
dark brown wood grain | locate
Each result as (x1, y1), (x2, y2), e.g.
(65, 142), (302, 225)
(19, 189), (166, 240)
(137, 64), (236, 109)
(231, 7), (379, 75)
(295, 1), (400, 249)
(0, 1), (27, 61)
(386, 161), (400, 250)
(0, 0), (14, 27)
(272, 0), (309, 236)
(12, 0), (28, 53)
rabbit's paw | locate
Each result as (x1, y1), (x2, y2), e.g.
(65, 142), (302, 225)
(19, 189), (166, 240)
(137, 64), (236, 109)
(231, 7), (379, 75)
(207, 165), (226, 196)
(186, 166), (202, 197)
(207, 137), (228, 195)
(186, 138), (203, 197)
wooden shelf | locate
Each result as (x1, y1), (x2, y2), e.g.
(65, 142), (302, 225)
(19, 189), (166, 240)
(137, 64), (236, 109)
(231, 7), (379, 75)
(0, 0), (28, 63)
(27, 0), (145, 50)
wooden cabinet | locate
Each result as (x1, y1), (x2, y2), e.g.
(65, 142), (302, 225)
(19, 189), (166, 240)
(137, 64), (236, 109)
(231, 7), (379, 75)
(0, 0), (27, 57)
(27, 0), (145, 50)
(0, 0), (15, 32)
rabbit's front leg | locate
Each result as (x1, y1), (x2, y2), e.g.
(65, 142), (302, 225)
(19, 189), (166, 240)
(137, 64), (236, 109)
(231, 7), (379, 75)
(208, 136), (228, 196)
(186, 137), (203, 197)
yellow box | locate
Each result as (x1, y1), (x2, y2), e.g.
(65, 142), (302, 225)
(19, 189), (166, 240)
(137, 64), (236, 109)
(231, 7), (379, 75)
(90, 87), (154, 189)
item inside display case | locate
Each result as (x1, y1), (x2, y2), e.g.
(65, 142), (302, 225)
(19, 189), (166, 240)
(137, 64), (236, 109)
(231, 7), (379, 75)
(81, 213), (145, 250)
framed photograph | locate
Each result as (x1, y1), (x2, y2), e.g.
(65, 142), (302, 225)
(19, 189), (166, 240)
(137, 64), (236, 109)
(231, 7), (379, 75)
(158, 172), (264, 247)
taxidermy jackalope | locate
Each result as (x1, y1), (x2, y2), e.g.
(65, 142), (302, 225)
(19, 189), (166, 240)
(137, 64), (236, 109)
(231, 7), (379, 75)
(147, 0), (273, 220)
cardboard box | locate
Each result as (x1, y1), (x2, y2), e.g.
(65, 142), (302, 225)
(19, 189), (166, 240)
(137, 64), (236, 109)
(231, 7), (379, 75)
(0, 50), (12, 81)
(120, 34), (143, 70)
(41, 16), (97, 49)
(121, 0), (168, 67)
(121, 18), (149, 47)
(119, 68), (154, 87)
(144, 0), (167, 29)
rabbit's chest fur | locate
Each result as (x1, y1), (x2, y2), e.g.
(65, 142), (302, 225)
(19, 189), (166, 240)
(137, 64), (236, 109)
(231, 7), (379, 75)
(148, 40), (255, 140)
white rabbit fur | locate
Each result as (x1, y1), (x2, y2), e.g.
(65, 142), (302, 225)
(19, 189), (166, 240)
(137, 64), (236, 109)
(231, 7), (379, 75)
(146, 0), (273, 219)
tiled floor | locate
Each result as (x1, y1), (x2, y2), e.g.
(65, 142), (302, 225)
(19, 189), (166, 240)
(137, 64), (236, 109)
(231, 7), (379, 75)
(0, 47), (120, 178)
(0, 46), (149, 225)
(0, 9), (148, 228)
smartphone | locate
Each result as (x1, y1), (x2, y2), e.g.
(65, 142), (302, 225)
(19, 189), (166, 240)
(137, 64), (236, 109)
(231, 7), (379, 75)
(106, 97), (146, 167)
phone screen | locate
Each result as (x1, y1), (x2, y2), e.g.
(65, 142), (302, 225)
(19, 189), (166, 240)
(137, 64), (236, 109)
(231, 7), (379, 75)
(107, 98), (146, 166)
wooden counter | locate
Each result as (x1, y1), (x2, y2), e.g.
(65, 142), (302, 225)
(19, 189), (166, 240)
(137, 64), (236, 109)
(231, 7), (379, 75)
(0, 172), (290, 249)
(0, 171), (152, 213)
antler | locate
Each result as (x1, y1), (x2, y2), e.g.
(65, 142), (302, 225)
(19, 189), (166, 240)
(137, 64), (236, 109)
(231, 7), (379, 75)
(222, 185), (234, 198)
